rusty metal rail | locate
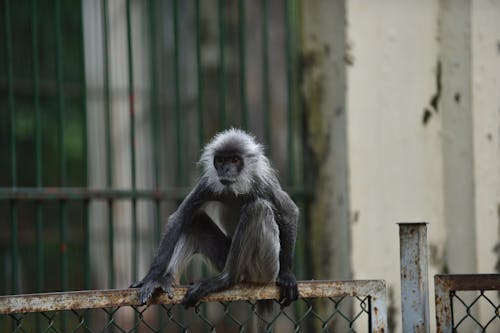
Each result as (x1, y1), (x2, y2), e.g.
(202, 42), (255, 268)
(0, 280), (387, 332)
(434, 274), (500, 333)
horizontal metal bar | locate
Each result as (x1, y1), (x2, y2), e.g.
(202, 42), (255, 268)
(0, 187), (309, 201)
(434, 274), (500, 291)
(0, 187), (187, 201)
(0, 280), (385, 314)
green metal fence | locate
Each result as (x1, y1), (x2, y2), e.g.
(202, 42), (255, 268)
(0, 1), (392, 332)
(1, 0), (302, 295)
(0, 0), (321, 331)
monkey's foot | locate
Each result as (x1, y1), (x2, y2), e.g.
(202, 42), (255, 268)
(181, 281), (210, 308)
(276, 271), (298, 307)
(131, 275), (175, 305)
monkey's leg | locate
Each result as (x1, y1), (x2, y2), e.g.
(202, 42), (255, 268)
(182, 199), (279, 308)
(236, 199), (280, 331)
(237, 199), (280, 283)
(193, 213), (231, 271)
(132, 213), (228, 305)
(166, 212), (231, 280)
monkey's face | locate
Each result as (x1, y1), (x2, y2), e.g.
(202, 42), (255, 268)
(213, 154), (244, 186)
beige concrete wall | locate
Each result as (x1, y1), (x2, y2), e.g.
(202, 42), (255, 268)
(472, 0), (500, 328)
(346, 0), (499, 331)
(346, 1), (441, 331)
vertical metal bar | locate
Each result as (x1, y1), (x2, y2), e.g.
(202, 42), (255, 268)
(148, 2), (163, 329)
(399, 223), (431, 333)
(194, 1), (209, 306)
(5, 0), (16, 186)
(107, 201), (115, 289)
(10, 202), (18, 295)
(125, 0), (138, 283)
(55, 1), (66, 186)
(262, 0), (271, 151)
(32, 0), (44, 295)
(434, 276), (453, 333)
(195, 0), (204, 148)
(5, 0), (19, 296)
(238, 0), (248, 130)
(218, 0), (227, 128)
(55, 0), (69, 299)
(101, 0), (115, 289)
(172, 0), (184, 185)
(370, 281), (388, 333)
(82, 200), (90, 287)
(148, 0), (161, 245)
(284, 0), (296, 185)
(79, 2), (90, 290)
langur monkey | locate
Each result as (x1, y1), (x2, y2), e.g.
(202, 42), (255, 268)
(131, 129), (299, 313)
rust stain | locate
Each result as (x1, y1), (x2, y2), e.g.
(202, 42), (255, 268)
(0, 280), (388, 315)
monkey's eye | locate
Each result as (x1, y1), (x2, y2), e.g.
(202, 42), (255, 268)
(231, 156), (241, 164)
(214, 156), (224, 165)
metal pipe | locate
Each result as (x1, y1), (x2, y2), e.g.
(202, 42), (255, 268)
(284, 0), (297, 186)
(262, 0), (271, 152)
(195, 0), (204, 149)
(0, 280), (386, 314)
(125, 0), (138, 283)
(238, 0), (248, 129)
(399, 222), (431, 333)
(32, 0), (44, 299)
(218, 0), (227, 128)
(172, 0), (184, 186)
(5, 0), (19, 297)
(101, 0), (115, 290)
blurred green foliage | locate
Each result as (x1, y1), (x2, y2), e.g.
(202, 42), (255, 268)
(1, 0), (85, 187)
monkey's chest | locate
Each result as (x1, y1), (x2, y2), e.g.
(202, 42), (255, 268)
(202, 201), (241, 237)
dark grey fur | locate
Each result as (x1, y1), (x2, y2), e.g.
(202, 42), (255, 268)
(131, 129), (299, 311)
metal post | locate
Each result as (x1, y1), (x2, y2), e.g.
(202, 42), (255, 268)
(434, 275), (452, 333)
(399, 222), (430, 333)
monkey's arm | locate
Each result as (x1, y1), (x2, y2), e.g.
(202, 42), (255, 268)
(130, 178), (210, 304)
(273, 188), (299, 306)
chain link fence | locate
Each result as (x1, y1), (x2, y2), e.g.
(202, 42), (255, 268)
(0, 281), (387, 333)
(435, 274), (500, 333)
(451, 290), (500, 331)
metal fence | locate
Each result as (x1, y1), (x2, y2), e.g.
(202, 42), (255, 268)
(3, 1), (500, 332)
(0, 281), (387, 333)
(434, 274), (500, 333)
(1, 0), (303, 297)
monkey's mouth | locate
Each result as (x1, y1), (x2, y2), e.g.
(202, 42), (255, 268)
(219, 178), (235, 186)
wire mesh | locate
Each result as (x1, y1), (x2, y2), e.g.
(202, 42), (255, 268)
(3, 296), (372, 333)
(451, 290), (500, 332)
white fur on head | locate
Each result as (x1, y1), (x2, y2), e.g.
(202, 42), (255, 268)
(200, 128), (275, 195)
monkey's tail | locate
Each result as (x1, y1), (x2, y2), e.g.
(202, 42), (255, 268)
(255, 300), (276, 332)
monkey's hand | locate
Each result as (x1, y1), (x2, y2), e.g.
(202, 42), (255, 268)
(130, 274), (175, 305)
(276, 271), (298, 307)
